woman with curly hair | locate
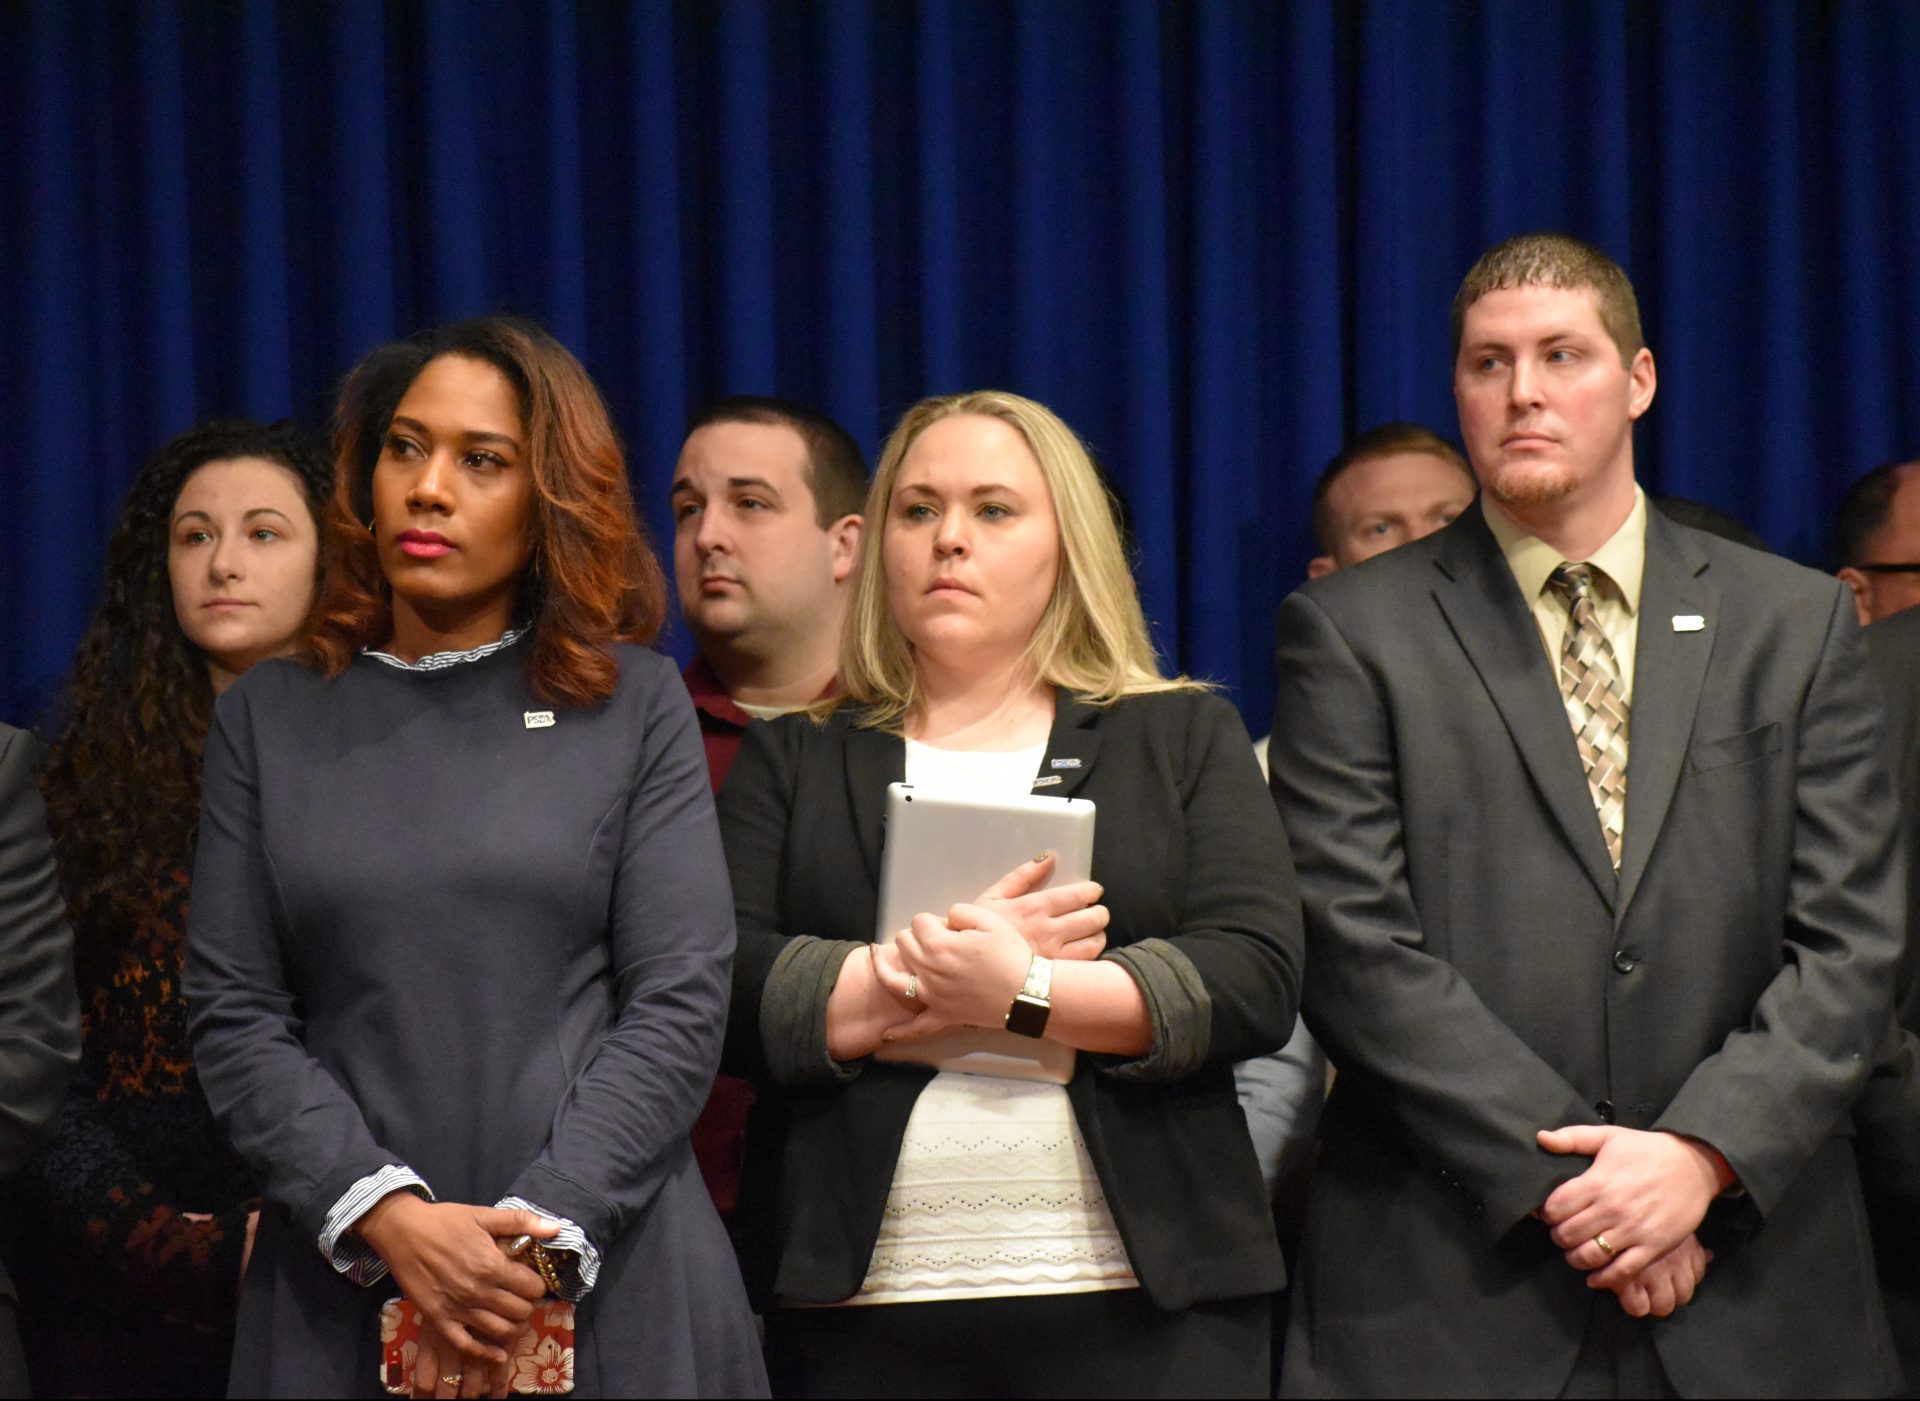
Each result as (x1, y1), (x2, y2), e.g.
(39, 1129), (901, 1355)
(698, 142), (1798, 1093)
(184, 316), (763, 1398)
(14, 419), (332, 1397)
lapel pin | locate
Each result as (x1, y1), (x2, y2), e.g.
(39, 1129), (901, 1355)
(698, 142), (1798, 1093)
(1050, 757), (1082, 769)
(524, 710), (556, 729)
(1032, 774), (1064, 788)
(1671, 615), (1705, 633)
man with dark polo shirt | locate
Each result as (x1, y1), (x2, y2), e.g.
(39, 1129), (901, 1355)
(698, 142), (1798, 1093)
(670, 396), (866, 1223)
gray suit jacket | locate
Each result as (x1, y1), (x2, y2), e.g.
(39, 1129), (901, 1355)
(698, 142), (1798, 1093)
(0, 725), (81, 1301)
(1270, 506), (1904, 1397)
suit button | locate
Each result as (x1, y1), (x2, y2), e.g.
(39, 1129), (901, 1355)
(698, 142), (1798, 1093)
(1596, 1100), (1615, 1122)
(1613, 950), (1637, 973)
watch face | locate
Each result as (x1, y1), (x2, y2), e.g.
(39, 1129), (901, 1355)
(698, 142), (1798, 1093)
(1005, 993), (1051, 1039)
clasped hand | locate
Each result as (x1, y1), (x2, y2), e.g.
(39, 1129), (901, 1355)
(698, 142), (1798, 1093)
(825, 852), (1108, 1058)
(1535, 1124), (1733, 1317)
(875, 851), (1107, 1042)
(355, 1193), (561, 1398)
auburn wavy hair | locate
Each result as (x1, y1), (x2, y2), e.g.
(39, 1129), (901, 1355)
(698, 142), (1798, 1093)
(40, 419), (332, 989)
(308, 317), (666, 706)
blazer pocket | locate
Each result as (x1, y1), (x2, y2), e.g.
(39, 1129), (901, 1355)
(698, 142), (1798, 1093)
(1687, 721), (1784, 772)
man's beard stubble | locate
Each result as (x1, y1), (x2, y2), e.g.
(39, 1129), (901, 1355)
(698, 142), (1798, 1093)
(1483, 459), (1581, 510)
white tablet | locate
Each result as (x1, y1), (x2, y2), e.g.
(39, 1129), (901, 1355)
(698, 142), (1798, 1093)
(873, 783), (1096, 1084)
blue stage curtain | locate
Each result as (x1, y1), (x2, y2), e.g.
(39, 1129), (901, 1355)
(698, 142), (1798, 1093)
(4, 0), (1917, 732)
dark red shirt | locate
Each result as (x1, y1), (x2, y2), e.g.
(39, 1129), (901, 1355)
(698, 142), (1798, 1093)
(680, 656), (834, 1223)
(683, 655), (756, 795)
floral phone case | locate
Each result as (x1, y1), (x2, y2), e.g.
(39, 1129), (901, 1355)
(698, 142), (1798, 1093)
(379, 1297), (576, 1395)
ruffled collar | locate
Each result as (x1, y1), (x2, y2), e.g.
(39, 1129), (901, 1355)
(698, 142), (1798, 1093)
(363, 625), (526, 672)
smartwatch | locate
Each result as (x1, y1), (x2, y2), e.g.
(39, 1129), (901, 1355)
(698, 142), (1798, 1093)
(1005, 954), (1054, 1039)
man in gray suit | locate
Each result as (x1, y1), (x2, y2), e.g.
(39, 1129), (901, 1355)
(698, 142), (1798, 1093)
(1270, 233), (1904, 1397)
(0, 723), (81, 1397)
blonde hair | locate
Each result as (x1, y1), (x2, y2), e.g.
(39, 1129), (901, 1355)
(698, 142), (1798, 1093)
(836, 390), (1204, 730)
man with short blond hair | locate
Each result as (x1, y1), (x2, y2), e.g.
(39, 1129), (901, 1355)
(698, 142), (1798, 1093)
(1272, 233), (1903, 1397)
(1306, 422), (1477, 579)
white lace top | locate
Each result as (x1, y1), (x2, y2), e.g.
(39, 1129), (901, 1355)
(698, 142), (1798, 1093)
(845, 740), (1139, 1305)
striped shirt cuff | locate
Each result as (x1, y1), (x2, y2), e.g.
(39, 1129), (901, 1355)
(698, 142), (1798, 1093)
(496, 1196), (600, 1301)
(318, 1165), (434, 1285)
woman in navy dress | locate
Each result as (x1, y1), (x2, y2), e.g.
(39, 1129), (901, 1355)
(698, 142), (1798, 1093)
(185, 317), (764, 1398)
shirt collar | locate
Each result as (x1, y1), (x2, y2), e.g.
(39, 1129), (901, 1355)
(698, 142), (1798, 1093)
(682, 654), (840, 727)
(1481, 485), (1647, 614)
(683, 655), (754, 729)
(363, 625), (527, 672)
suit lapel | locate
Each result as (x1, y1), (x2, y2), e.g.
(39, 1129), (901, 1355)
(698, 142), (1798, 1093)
(1035, 689), (1102, 797)
(1431, 512), (1619, 904)
(1613, 513), (1716, 923)
(843, 720), (904, 887)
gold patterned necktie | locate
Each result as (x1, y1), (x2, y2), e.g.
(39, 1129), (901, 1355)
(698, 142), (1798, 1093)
(1548, 563), (1629, 871)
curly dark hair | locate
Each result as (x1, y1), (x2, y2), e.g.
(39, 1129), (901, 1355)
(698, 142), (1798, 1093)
(40, 419), (331, 989)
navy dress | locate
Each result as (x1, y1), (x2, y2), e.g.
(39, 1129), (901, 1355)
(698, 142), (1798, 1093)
(184, 638), (765, 1397)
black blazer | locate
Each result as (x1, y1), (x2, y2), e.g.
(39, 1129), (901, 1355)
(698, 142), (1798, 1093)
(1270, 507), (1905, 1397)
(0, 725), (82, 1301)
(718, 688), (1302, 1311)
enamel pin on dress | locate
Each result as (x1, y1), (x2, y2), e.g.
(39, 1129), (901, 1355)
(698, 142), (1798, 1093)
(524, 710), (556, 729)
(1672, 615), (1706, 632)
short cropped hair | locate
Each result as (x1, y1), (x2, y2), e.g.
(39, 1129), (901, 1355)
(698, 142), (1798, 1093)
(1833, 460), (1920, 568)
(687, 396), (868, 527)
(1310, 422), (1472, 554)
(1451, 233), (1644, 367)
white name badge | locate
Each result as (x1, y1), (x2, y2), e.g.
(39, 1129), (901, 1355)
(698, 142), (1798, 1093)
(1672, 615), (1705, 633)
(524, 710), (556, 729)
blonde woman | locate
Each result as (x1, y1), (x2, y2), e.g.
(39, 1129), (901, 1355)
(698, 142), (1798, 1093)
(719, 392), (1302, 1398)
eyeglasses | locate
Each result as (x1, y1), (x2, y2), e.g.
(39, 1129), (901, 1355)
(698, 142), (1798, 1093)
(1854, 564), (1920, 575)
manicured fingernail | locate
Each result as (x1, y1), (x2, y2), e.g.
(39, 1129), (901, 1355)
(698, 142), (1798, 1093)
(1034, 850), (1052, 862)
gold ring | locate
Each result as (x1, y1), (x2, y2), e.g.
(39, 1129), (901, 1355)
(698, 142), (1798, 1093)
(441, 1375), (463, 1387)
(906, 973), (919, 1002)
(1594, 1234), (1616, 1257)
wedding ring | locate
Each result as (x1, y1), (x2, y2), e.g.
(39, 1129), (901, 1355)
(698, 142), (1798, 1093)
(441, 1375), (463, 1387)
(906, 973), (920, 1002)
(1594, 1233), (1616, 1257)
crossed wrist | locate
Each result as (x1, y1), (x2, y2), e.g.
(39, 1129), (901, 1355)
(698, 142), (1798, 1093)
(1666, 1132), (1737, 1196)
